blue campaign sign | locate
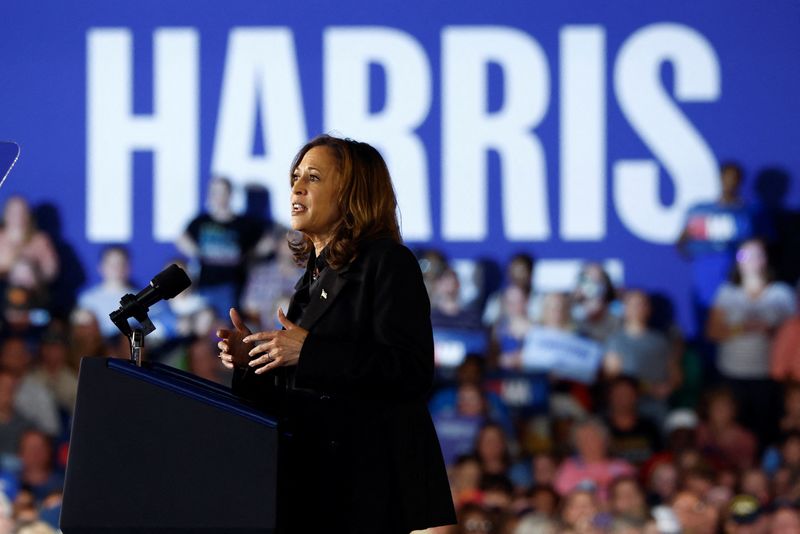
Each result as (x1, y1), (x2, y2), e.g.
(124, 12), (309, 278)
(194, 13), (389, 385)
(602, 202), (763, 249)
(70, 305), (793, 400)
(0, 0), (798, 334)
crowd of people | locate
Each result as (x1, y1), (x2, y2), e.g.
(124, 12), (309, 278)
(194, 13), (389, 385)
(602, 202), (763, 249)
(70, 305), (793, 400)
(0, 162), (796, 533)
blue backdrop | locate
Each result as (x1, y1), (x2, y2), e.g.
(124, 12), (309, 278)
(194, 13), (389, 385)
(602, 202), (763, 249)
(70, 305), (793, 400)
(1, 0), (799, 335)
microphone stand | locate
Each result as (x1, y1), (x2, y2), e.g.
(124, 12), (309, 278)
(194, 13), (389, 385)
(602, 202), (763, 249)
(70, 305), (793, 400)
(130, 328), (145, 367)
(111, 293), (156, 367)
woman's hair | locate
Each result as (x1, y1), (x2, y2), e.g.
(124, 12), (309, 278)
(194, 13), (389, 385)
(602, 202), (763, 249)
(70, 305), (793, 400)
(288, 135), (401, 269)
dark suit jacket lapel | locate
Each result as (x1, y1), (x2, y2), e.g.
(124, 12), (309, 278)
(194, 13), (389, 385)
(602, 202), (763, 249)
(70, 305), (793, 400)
(296, 266), (349, 330)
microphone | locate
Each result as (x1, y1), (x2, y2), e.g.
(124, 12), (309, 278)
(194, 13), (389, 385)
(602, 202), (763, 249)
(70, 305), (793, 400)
(110, 264), (191, 336)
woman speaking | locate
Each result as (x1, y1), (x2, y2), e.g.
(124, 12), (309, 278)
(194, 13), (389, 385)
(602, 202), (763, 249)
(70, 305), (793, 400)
(217, 135), (455, 533)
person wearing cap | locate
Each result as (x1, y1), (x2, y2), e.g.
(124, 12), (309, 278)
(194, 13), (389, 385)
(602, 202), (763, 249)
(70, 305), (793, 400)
(725, 494), (769, 533)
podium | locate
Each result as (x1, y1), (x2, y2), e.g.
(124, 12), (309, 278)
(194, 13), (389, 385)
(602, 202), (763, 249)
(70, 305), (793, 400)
(60, 357), (278, 533)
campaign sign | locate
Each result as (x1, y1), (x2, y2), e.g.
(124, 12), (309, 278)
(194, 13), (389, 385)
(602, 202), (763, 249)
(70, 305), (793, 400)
(521, 328), (604, 384)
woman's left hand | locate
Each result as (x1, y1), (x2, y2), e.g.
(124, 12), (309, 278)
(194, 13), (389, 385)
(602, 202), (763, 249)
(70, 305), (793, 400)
(244, 308), (309, 374)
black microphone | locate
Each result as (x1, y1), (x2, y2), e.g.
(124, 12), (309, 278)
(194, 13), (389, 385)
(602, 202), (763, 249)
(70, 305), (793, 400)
(110, 264), (191, 336)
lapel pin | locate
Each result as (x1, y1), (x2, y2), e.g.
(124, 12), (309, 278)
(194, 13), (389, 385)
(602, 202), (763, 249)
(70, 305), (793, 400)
(321, 289), (328, 300)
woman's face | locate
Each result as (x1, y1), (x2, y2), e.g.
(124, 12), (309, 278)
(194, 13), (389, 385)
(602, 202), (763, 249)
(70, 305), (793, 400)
(737, 240), (767, 278)
(477, 427), (506, 462)
(290, 146), (341, 245)
(3, 197), (30, 230)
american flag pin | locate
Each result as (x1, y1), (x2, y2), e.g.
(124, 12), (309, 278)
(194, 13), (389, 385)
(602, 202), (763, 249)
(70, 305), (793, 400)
(321, 289), (328, 299)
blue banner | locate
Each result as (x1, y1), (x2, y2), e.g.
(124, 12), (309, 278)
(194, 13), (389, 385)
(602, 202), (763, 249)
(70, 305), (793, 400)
(1, 0), (798, 334)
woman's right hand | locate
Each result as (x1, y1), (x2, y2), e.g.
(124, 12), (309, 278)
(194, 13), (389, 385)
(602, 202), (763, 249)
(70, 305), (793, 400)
(217, 308), (253, 369)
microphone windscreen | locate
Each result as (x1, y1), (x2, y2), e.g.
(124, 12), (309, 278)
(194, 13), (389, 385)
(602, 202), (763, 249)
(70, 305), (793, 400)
(151, 264), (191, 300)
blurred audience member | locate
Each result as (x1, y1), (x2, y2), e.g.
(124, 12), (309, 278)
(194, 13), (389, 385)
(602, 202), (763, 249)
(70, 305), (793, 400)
(770, 503), (800, 534)
(14, 430), (63, 503)
(559, 487), (601, 533)
(483, 253), (534, 327)
(186, 336), (229, 385)
(431, 268), (482, 330)
(695, 388), (756, 471)
(0, 370), (32, 459)
(603, 376), (662, 466)
(572, 263), (620, 343)
(0, 197), (58, 286)
(608, 476), (649, 523)
(707, 238), (795, 441)
(778, 383), (800, 435)
(670, 490), (719, 534)
(67, 309), (107, 365)
(553, 417), (634, 500)
(176, 176), (263, 318)
(0, 339), (58, 438)
(605, 290), (680, 420)
(677, 162), (752, 332)
(77, 246), (134, 339)
(28, 325), (77, 417)
(771, 283), (800, 382)
(474, 423), (513, 478)
(492, 285), (534, 370)
(241, 237), (302, 330)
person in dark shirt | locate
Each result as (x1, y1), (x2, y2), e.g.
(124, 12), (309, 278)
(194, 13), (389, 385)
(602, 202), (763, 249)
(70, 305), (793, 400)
(176, 177), (263, 317)
(604, 375), (663, 466)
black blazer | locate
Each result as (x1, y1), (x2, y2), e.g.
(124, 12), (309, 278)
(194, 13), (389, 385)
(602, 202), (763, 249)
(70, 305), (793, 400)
(233, 238), (455, 533)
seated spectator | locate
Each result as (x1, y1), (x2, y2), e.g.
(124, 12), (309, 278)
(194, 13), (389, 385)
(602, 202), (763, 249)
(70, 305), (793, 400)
(479, 474), (513, 511)
(670, 490), (719, 534)
(451, 502), (494, 534)
(241, 237), (302, 331)
(603, 376), (662, 466)
(572, 263), (620, 343)
(739, 469), (770, 508)
(28, 326), (77, 417)
(429, 355), (512, 435)
(13, 430), (63, 504)
(0, 197), (58, 286)
(646, 461), (679, 507)
(553, 417), (635, 501)
(778, 382), (800, 435)
(609, 476), (649, 523)
(770, 503), (800, 533)
(449, 455), (483, 509)
(433, 383), (488, 466)
(492, 285), (534, 370)
(430, 268), (482, 330)
(771, 282), (800, 382)
(0, 339), (59, 438)
(2, 258), (51, 339)
(67, 308), (107, 365)
(724, 494), (769, 534)
(695, 388), (757, 471)
(474, 423), (513, 478)
(186, 336), (230, 385)
(525, 484), (559, 520)
(77, 245), (135, 339)
(0, 370), (33, 461)
(482, 253), (535, 327)
(605, 290), (680, 421)
(559, 487), (601, 533)
(164, 259), (212, 338)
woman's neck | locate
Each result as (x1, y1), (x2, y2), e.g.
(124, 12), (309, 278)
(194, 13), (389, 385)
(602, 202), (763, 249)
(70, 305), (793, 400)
(741, 275), (766, 296)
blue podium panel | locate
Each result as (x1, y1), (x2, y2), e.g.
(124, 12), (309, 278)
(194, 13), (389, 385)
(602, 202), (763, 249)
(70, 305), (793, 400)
(61, 357), (278, 534)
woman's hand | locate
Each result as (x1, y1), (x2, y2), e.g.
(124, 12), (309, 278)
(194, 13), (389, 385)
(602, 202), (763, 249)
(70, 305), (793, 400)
(244, 309), (309, 375)
(217, 308), (253, 369)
